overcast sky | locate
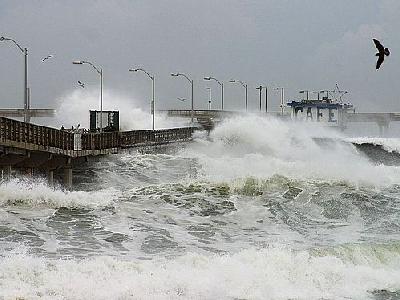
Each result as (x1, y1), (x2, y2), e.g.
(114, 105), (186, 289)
(0, 0), (399, 123)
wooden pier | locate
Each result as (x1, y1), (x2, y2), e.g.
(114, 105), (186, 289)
(0, 117), (195, 187)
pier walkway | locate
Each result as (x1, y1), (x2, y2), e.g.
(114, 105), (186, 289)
(0, 117), (195, 187)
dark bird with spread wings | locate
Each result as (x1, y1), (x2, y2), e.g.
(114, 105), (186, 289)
(373, 39), (390, 70)
(77, 80), (85, 88)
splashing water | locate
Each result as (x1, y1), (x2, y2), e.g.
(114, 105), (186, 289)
(47, 88), (188, 130)
(1, 114), (400, 299)
(181, 115), (400, 186)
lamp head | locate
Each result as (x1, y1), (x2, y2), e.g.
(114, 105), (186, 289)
(204, 76), (211, 80)
(170, 73), (179, 76)
(72, 60), (83, 65)
(229, 80), (236, 83)
(129, 68), (138, 72)
(0, 37), (5, 41)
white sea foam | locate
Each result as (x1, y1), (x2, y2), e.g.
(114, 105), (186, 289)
(1, 244), (399, 300)
(181, 115), (400, 186)
(0, 178), (119, 209)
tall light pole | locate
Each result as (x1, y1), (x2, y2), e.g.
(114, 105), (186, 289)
(229, 79), (248, 111)
(72, 60), (103, 132)
(206, 87), (212, 110)
(204, 76), (224, 110)
(129, 68), (155, 131)
(256, 85), (268, 112)
(171, 72), (194, 123)
(275, 87), (285, 115)
(0, 36), (29, 122)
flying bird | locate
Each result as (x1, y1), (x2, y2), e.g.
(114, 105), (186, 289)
(373, 39), (390, 70)
(77, 81), (85, 88)
(177, 97), (186, 102)
(41, 54), (53, 62)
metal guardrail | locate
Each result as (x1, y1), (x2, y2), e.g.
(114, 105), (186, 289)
(0, 117), (73, 150)
(119, 127), (195, 147)
(0, 117), (195, 156)
(162, 109), (240, 118)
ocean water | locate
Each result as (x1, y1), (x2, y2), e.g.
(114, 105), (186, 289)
(1, 115), (400, 300)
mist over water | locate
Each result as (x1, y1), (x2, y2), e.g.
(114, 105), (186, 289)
(2, 111), (400, 299)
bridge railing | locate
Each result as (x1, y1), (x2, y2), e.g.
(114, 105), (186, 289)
(163, 109), (239, 118)
(0, 117), (195, 154)
(81, 132), (119, 150)
(119, 127), (195, 147)
(0, 117), (74, 150)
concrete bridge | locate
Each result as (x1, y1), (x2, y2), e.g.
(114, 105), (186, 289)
(0, 117), (195, 187)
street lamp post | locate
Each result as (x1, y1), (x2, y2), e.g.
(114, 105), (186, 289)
(171, 72), (194, 123)
(229, 79), (248, 111)
(206, 87), (212, 110)
(256, 85), (268, 112)
(72, 60), (103, 132)
(256, 86), (269, 113)
(129, 68), (155, 131)
(0, 36), (29, 122)
(275, 87), (285, 115)
(204, 76), (224, 110)
(256, 86), (262, 111)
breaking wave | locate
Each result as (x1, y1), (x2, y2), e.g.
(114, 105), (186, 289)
(180, 116), (400, 186)
(0, 178), (119, 209)
(1, 243), (399, 300)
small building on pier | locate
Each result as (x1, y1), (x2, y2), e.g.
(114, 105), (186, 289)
(287, 97), (354, 128)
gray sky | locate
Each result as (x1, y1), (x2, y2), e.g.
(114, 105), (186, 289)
(0, 0), (399, 122)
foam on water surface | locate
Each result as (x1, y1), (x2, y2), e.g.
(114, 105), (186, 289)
(1, 244), (400, 300)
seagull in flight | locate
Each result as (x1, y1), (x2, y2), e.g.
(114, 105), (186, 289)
(41, 54), (53, 62)
(373, 39), (390, 70)
(177, 97), (186, 102)
(77, 80), (85, 88)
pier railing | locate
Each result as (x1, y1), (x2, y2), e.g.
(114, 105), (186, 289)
(0, 117), (74, 150)
(119, 127), (195, 147)
(0, 117), (195, 156)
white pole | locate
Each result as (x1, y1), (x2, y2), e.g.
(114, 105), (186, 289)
(100, 68), (103, 132)
(207, 87), (212, 110)
(152, 77), (155, 131)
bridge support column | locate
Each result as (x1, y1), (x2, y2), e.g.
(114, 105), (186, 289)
(47, 170), (54, 186)
(2, 165), (12, 180)
(63, 167), (72, 189)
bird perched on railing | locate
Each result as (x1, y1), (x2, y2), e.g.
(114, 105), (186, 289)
(373, 39), (390, 70)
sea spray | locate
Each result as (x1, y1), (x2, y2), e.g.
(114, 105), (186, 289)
(47, 88), (188, 130)
(181, 115), (400, 186)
